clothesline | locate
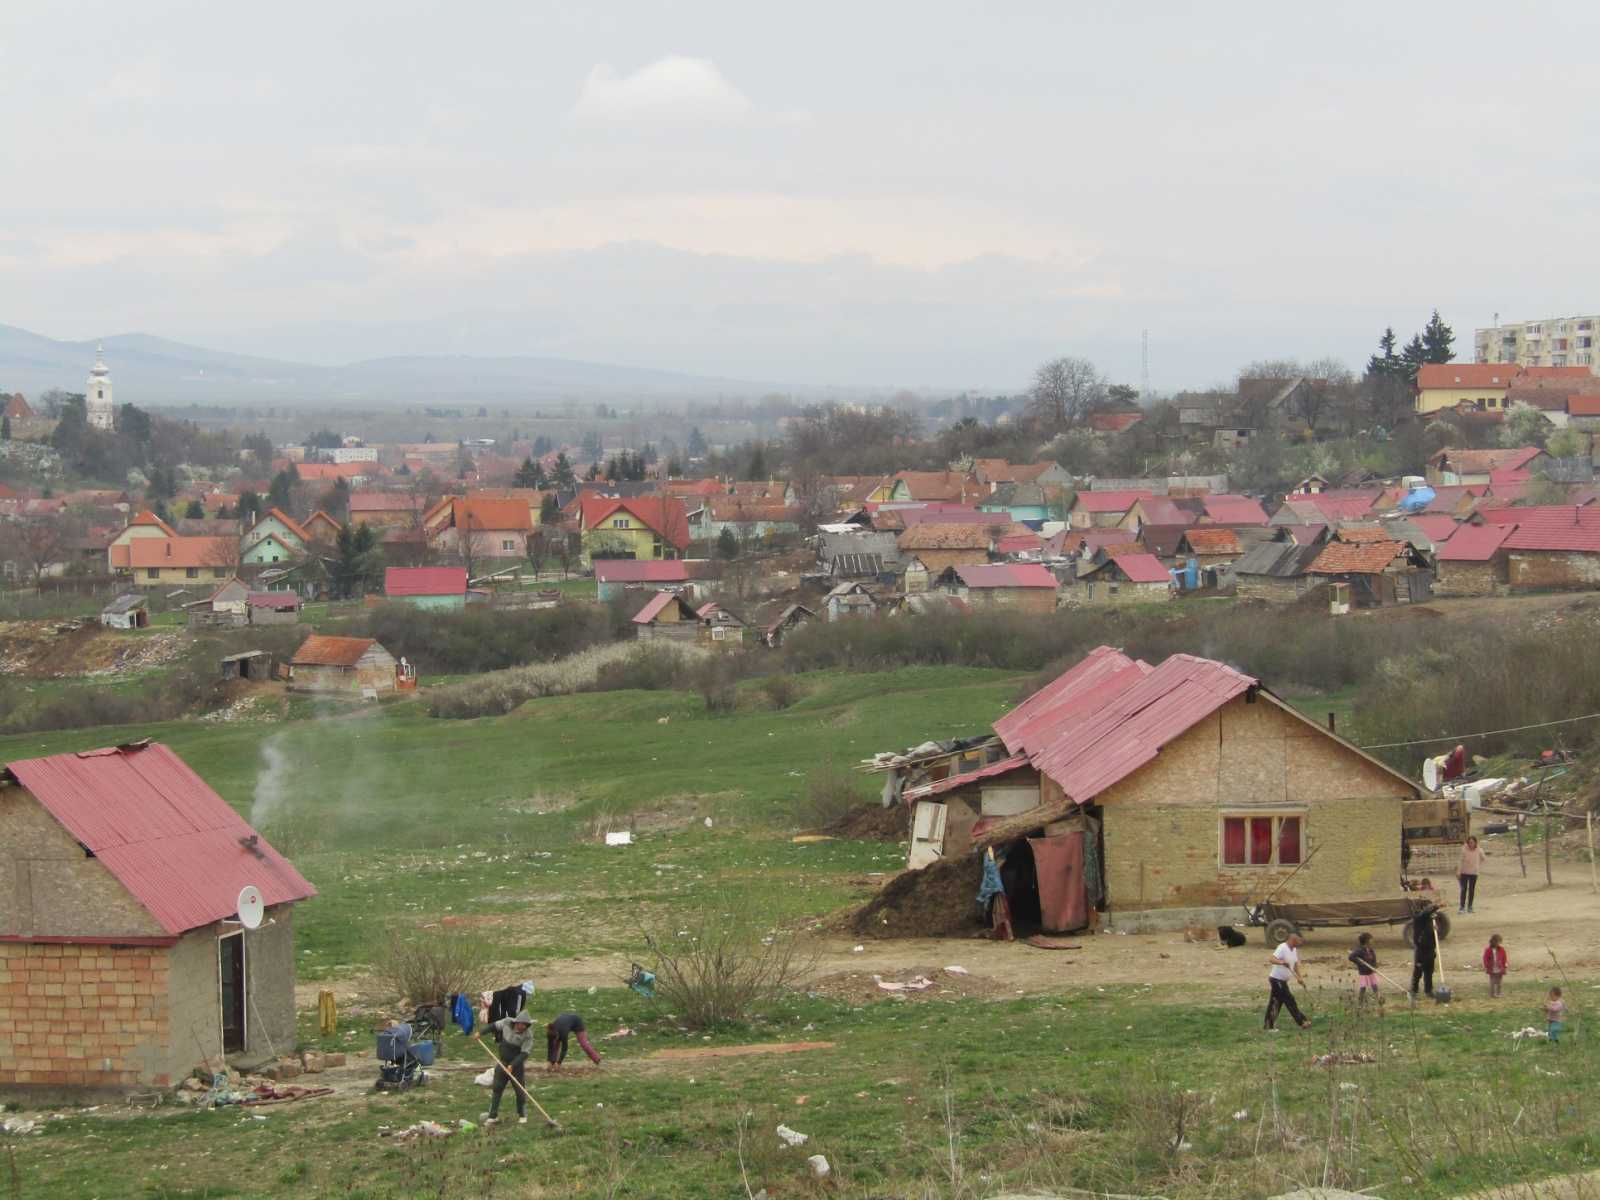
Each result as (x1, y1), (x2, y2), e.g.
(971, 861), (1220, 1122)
(1358, 711), (1600, 750)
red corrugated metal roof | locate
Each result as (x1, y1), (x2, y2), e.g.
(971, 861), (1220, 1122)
(1071, 490), (1152, 513)
(994, 646), (1149, 756)
(1408, 514), (1462, 542)
(1110, 552), (1172, 583)
(385, 566), (467, 596)
(1435, 523), (1515, 561)
(631, 591), (678, 623)
(3, 743), (315, 936)
(954, 563), (1058, 589)
(905, 754), (1034, 799)
(1201, 495), (1269, 525)
(594, 560), (690, 583)
(246, 591), (301, 610)
(1135, 497), (1199, 526)
(1496, 505), (1600, 552)
(1030, 654), (1255, 803)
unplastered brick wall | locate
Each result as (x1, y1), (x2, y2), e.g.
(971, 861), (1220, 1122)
(1508, 550), (1600, 590)
(0, 943), (172, 1088)
(1434, 559), (1502, 597)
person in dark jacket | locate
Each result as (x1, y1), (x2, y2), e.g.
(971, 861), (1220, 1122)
(1349, 933), (1380, 1006)
(482, 1011), (537, 1124)
(546, 1012), (603, 1070)
(488, 980), (535, 1024)
(1410, 905), (1441, 998)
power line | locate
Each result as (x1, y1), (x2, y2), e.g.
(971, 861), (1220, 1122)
(1358, 711), (1600, 751)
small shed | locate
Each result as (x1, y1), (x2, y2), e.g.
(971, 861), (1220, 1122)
(186, 578), (250, 628)
(751, 601), (816, 648)
(0, 742), (315, 1099)
(1229, 540), (1326, 603)
(1305, 539), (1432, 607)
(247, 591), (301, 625)
(697, 600), (748, 647)
(940, 563), (1059, 612)
(220, 650), (273, 681)
(288, 635), (401, 695)
(824, 580), (878, 621)
(630, 591), (701, 642)
(99, 593), (149, 630)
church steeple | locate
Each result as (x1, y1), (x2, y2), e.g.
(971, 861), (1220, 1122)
(85, 344), (114, 431)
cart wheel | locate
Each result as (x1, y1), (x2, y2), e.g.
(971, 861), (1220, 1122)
(1402, 922), (1416, 947)
(1265, 918), (1297, 945)
(1433, 912), (1451, 942)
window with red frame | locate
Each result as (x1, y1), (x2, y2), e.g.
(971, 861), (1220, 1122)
(1221, 814), (1304, 867)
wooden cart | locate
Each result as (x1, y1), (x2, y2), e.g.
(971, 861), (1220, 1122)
(1248, 897), (1451, 946)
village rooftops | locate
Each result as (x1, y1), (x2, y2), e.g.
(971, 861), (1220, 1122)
(125, 509), (178, 536)
(897, 522), (996, 550)
(1200, 494), (1270, 525)
(1434, 523), (1515, 561)
(111, 536), (236, 569)
(1306, 539), (1404, 575)
(1428, 446), (1544, 476)
(1179, 527), (1242, 555)
(1416, 364), (1522, 389)
(1108, 552), (1171, 583)
(630, 591), (682, 624)
(1071, 490), (1152, 513)
(384, 566), (468, 596)
(291, 635), (380, 667)
(0, 742), (315, 937)
(1480, 504), (1600, 552)
(1231, 540), (1325, 578)
(456, 498), (533, 531)
(348, 491), (428, 514)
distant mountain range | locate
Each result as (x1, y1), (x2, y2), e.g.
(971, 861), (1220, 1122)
(0, 323), (779, 407)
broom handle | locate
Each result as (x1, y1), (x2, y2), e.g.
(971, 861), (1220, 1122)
(473, 1035), (557, 1125)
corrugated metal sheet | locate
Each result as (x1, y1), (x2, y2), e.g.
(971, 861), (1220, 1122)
(1498, 506), (1600, 552)
(1201, 495), (1269, 525)
(1030, 654), (1255, 804)
(954, 563), (1057, 589)
(593, 560), (689, 584)
(904, 754), (1033, 799)
(1110, 553), (1172, 583)
(5, 743), (315, 936)
(1436, 523), (1515, 561)
(632, 591), (689, 624)
(385, 566), (468, 596)
(994, 646), (1146, 754)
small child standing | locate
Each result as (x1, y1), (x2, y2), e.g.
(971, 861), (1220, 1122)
(1546, 987), (1567, 1043)
(1348, 932), (1380, 1005)
(1483, 933), (1507, 998)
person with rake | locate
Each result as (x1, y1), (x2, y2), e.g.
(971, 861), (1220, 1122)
(482, 1010), (538, 1125)
(1264, 932), (1312, 1031)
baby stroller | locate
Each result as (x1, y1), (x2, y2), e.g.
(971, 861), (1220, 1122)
(374, 1022), (435, 1091)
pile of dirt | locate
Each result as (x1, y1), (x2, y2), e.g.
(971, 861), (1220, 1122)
(822, 803), (907, 842)
(847, 855), (986, 938)
(809, 965), (1007, 1003)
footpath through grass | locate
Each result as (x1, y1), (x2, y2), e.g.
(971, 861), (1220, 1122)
(14, 981), (1596, 1199)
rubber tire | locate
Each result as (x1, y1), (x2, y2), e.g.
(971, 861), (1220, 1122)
(1433, 911), (1451, 942)
(1265, 918), (1297, 945)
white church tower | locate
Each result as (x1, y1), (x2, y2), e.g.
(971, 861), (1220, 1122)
(86, 344), (114, 431)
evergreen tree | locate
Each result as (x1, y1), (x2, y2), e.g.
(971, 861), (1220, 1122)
(514, 456), (542, 488)
(1366, 327), (1404, 379)
(1400, 334), (1429, 383)
(237, 489), (262, 523)
(553, 452), (577, 491)
(332, 522), (382, 598)
(746, 443), (768, 481)
(1421, 309), (1455, 364)
(267, 468), (296, 511)
(539, 493), (561, 524)
(184, 499), (204, 519)
(1, 415), (10, 441)
(687, 427), (708, 457)
(716, 527), (740, 560)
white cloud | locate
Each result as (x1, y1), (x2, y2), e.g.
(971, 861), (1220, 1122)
(571, 55), (802, 126)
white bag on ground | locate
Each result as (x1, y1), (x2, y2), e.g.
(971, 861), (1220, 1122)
(474, 1068), (496, 1086)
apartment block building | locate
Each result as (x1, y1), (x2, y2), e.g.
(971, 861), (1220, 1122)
(1476, 316), (1600, 369)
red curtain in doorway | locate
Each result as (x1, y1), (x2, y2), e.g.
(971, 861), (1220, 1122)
(1028, 832), (1087, 933)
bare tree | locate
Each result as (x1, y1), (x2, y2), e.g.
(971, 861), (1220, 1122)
(13, 518), (68, 584)
(1028, 357), (1106, 432)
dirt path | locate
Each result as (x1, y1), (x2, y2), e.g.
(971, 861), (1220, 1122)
(527, 840), (1600, 999)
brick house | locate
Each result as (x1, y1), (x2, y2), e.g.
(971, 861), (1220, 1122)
(1304, 538), (1432, 607)
(1229, 540), (1325, 603)
(1478, 504), (1600, 590)
(893, 646), (1421, 934)
(896, 523), (995, 573)
(1063, 552), (1173, 606)
(288, 635), (402, 694)
(1065, 490), (1151, 530)
(936, 563), (1058, 612)
(630, 591), (701, 642)
(1433, 524), (1514, 596)
(0, 742), (314, 1099)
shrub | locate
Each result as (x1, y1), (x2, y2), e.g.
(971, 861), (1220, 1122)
(692, 656), (739, 714)
(366, 602), (615, 675)
(640, 894), (815, 1029)
(793, 760), (866, 827)
(593, 644), (695, 692)
(369, 922), (495, 1007)
(757, 673), (800, 710)
(426, 642), (704, 717)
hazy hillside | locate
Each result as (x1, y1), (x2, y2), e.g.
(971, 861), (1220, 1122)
(0, 324), (776, 407)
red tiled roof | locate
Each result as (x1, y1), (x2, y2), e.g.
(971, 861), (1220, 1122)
(116, 536), (236, 569)
(291, 635), (378, 667)
(1307, 540), (1403, 575)
(1071, 490), (1152, 513)
(293, 462), (372, 481)
(1408, 514), (1463, 541)
(1417, 364), (1519, 389)
(706, 497), (798, 522)
(594, 560), (690, 584)
(1435, 523), (1515, 561)
(1201, 495), (1269, 525)
(1110, 553), (1171, 583)
(457, 498), (533, 532)
(384, 567), (467, 597)
(1030, 653), (1256, 803)
(953, 563), (1058, 589)
(1086, 411), (1144, 432)
(252, 507), (310, 543)
(1569, 395), (1600, 418)
(1430, 446), (1544, 475)
(127, 510), (178, 537)
(995, 532), (1044, 556)
(892, 470), (981, 503)
(1179, 528), (1241, 555)
(898, 523), (995, 550)
(2, 743), (315, 936)
(1523, 366), (1595, 380)
(580, 495), (691, 550)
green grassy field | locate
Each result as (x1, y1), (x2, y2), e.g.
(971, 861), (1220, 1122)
(4, 664), (1598, 1197)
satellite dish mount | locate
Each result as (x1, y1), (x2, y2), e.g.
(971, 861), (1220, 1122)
(236, 885), (264, 930)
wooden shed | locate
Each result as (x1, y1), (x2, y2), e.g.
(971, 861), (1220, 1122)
(288, 635), (401, 695)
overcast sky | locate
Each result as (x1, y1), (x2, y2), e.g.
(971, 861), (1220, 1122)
(3, 3), (1597, 392)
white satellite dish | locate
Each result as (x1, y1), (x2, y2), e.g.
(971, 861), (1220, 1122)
(236, 885), (264, 930)
(1422, 756), (1440, 792)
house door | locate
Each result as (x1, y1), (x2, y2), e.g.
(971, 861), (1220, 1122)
(219, 933), (246, 1053)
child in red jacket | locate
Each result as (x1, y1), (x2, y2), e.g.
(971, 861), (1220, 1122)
(1483, 933), (1507, 998)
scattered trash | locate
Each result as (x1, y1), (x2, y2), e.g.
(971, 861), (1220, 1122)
(1310, 1053), (1376, 1067)
(457, 1119), (477, 1132)
(1511, 1026), (1548, 1042)
(604, 831), (634, 847)
(776, 1124), (809, 1148)
(1339, 1082), (1359, 1091)
(388, 1121), (452, 1141)
(943, 965), (969, 975)
(474, 1068), (496, 1086)
(807, 1154), (831, 1179)
(1232, 1109), (1249, 1121)
(704, 817), (713, 828)
(851, 945), (865, 953)
(600, 1027), (635, 1040)
(874, 975), (935, 993)
(1, 1118), (40, 1136)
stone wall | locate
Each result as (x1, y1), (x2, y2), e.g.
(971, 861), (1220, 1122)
(1434, 558), (1503, 597)
(1235, 575), (1314, 604)
(1507, 550), (1600, 591)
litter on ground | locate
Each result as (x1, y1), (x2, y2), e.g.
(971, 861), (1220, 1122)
(874, 975), (935, 992)
(777, 1124), (809, 1147)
